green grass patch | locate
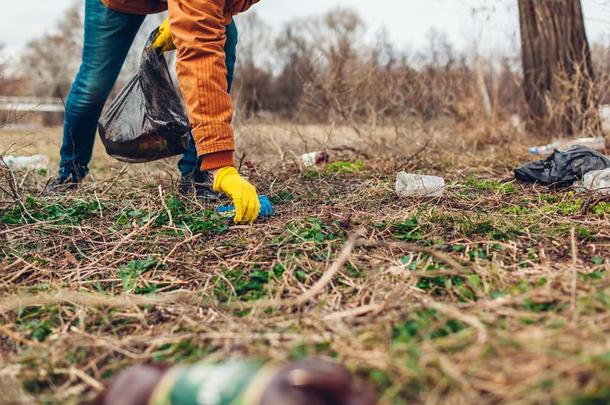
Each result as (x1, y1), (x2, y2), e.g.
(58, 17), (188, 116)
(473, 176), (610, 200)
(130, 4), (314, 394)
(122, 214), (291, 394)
(287, 217), (341, 243)
(464, 176), (517, 194)
(15, 306), (61, 342)
(1, 196), (102, 225)
(152, 340), (212, 363)
(269, 191), (293, 204)
(592, 201), (610, 215)
(213, 264), (285, 302)
(289, 341), (336, 360)
(393, 309), (469, 343)
(118, 257), (163, 294)
(325, 160), (364, 174)
(556, 199), (583, 215)
(400, 255), (478, 300)
(116, 195), (228, 235)
(391, 215), (424, 242)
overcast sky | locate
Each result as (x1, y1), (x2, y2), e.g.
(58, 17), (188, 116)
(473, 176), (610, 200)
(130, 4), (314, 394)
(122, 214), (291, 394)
(3, 0), (609, 57)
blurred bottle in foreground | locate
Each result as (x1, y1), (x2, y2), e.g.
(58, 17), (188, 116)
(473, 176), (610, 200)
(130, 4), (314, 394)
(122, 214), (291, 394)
(93, 359), (377, 405)
(528, 137), (606, 155)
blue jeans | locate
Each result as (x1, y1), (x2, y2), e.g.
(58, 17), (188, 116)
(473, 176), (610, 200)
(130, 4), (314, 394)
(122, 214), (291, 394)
(60, 0), (238, 181)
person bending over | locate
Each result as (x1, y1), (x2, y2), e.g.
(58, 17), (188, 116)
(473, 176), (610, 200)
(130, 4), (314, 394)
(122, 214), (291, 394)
(51, 0), (260, 224)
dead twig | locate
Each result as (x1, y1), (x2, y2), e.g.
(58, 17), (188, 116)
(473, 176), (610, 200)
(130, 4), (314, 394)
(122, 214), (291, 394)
(359, 239), (470, 275)
(289, 229), (366, 307)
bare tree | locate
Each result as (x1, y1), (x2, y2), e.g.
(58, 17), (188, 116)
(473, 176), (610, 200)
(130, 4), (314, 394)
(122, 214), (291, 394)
(518, 0), (602, 136)
(232, 12), (276, 116)
(19, 2), (83, 99)
(0, 44), (6, 92)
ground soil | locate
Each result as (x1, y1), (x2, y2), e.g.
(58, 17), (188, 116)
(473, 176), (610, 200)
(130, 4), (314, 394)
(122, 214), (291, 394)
(1, 122), (609, 404)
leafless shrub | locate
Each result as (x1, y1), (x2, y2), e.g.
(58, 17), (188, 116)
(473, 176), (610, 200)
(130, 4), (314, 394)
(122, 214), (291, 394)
(18, 2), (83, 99)
(537, 62), (606, 137)
(233, 8), (524, 138)
(591, 37), (610, 105)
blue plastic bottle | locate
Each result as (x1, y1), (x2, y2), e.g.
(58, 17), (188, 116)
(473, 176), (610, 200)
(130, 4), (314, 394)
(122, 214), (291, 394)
(217, 195), (274, 221)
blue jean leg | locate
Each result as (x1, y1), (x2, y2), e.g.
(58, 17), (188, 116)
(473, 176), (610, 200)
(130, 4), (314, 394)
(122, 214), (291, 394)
(60, 0), (144, 181)
(178, 19), (239, 179)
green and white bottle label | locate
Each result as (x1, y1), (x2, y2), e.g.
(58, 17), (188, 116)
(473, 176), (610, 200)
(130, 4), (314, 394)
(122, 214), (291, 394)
(149, 361), (277, 405)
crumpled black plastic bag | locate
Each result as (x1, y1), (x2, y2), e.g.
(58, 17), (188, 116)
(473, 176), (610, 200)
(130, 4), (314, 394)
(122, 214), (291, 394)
(514, 145), (610, 188)
(98, 30), (190, 163)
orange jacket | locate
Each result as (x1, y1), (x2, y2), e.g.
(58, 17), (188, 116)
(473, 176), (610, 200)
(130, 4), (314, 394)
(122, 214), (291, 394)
(102, 0), (259, 170)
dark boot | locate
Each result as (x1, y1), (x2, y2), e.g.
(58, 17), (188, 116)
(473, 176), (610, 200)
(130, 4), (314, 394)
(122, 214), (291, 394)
(45, 161), (87, 195)
(179, 171), (222, 201)
(43, 176), (80, 195)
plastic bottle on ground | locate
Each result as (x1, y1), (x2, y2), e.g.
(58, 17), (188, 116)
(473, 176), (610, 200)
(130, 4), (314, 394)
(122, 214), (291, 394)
(528, 137), (606, 155)
(395, 172), (445, 197)
(580, 168), (610, 195)
(217, 195), (274, 220)
(2, 155), (49, 170)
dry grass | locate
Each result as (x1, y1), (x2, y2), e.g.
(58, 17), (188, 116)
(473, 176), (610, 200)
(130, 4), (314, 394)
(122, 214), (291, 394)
(0, 122), (609, 405)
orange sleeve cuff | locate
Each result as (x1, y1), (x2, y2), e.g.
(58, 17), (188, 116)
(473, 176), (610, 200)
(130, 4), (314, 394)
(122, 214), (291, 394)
(200, 151), (235, 171)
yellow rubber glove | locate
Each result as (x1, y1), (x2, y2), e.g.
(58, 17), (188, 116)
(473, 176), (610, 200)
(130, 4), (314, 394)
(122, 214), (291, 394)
(151, 18), (175, 53)
(213, 167), (261, 224)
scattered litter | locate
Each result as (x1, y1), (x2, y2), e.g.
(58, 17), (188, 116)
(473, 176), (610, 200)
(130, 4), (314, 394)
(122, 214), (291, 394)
(515, 146), (610, 188)
(302, 150), (329, 167)
(577, 168), (610, 195)
(1, 154), (48, 170)
(396, 172), (445, 197)
(217, 195), (274, 220)
(98, 29), (190, 163)
(528, 137), (606, 155)
(96, 360), (377, 405)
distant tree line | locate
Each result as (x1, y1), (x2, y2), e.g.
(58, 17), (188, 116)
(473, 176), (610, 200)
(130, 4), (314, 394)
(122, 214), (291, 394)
(0, 3), (608, 133)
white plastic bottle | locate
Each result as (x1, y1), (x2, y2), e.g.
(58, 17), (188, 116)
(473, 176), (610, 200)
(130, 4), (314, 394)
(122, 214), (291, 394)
(2, 155), (49, 170)
(528, 137), (606, 155)
(395, 172), (445, 197)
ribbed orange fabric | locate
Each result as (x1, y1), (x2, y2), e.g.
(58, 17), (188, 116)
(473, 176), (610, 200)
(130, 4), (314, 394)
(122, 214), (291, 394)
(200, 150), (234, 170)
(168, 0), (236, 170)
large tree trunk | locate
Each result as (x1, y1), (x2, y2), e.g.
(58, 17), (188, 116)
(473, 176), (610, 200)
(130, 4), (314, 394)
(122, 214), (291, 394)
(518, 0), (602, 136)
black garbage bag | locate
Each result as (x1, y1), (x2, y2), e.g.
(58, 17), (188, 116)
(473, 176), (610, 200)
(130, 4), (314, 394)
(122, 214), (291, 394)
(98, 30), (190, 163)
(514, 145), (610, 188)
